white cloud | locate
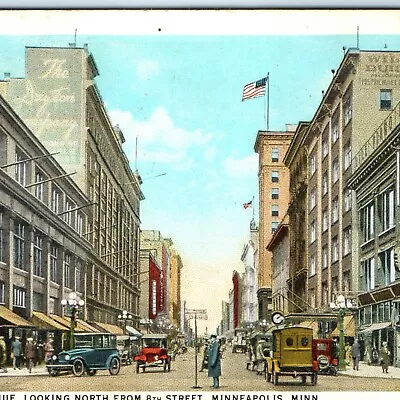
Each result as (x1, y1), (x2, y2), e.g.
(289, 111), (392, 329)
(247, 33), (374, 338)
(135, 59), (159, 81)
(109, 107), (213, 168)
(222, 154), (258, 178)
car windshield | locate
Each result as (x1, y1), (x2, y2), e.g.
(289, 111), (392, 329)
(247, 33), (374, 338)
(143, 338), (165, 348)
(75, 334), (116, 349)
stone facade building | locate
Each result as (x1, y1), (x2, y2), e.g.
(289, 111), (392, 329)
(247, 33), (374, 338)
(0, 44), (144, 327)
(254, 128), (294, 320)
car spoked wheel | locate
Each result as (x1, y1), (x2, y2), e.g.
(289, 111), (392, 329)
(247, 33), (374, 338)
(109, 357), (121, 375)
(72, 359), (86, 377)
(87, 369), (97, 376)
(49, 368), (60, 377)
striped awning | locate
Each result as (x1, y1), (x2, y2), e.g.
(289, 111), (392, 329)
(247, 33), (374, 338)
(90, 321), (123, 335)
(49, 314), (86, 333)
(331, 315), (355, 337)
(0, 306), (34, 327)
(77, 320), (100, 333)
(32, 311), (68, 331)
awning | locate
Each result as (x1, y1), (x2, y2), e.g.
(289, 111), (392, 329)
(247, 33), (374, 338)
(32, 311), (68, 331)
(359, 322), (391, 334)
(0, 306), (34, 327)
(126, 325), (142, 337)
(49, 314), (86, 333)
(331, 315), (355, 337)
(76, 320), (100, 333)
(90, 321), (123, 335)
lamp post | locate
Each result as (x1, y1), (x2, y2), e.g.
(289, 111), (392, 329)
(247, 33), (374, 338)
(330, 294), (357, 371)
(61, 292), (85, 350)
(118, 310), (133, 335)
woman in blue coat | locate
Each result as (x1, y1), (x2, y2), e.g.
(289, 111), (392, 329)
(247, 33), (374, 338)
(207, 334), (221, 388)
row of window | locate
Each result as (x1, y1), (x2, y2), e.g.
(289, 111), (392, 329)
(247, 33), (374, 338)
(361, 248), (396, 292)
(310, 187), (352, 215)
(358, 299), (395, 327)
(360, 187), (396, 244)
(0, 214), (82, 289)
(309, 227), (351, 275)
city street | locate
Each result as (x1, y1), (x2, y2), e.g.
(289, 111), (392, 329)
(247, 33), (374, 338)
(1, 348), (400, 392)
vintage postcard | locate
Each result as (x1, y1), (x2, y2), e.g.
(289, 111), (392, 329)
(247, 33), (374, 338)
(0, 8), (399, 396)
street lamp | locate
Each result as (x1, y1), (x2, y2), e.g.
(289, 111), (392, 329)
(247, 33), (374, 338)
(117, 310), (133, 334)
(61, 292), (85, 350)
(330, 294), (357, 371)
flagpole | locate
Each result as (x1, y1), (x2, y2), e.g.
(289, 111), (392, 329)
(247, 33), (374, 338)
(252, 195), (255, 220)
(266, 73), (270, 131)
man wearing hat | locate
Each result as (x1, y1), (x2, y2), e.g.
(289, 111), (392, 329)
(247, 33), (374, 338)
(25, 337), (36, 373)
(11, 336), (22, 370)
(207, 334), (221, 388)
(379, 342), (390, 373)
(0, 335), (7, 372)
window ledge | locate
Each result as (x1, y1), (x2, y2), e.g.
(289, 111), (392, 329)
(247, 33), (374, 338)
(361, 239), (375, 248)
(378, 226), (396, 237)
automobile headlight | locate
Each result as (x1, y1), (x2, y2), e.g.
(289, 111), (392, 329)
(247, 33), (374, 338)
(65, 354), (71, 361)
(52, 355), (57, 361)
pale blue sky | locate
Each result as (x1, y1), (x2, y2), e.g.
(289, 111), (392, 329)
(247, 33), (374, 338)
(0, 10), (399, 331)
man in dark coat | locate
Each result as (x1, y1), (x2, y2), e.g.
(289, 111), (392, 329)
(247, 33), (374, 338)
(207, 334), (221, 388)
(351, 339), (361, 371)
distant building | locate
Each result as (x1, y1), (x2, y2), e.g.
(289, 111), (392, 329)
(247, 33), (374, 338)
(254, 127), (294, 320)
(168, 244), (183, 329)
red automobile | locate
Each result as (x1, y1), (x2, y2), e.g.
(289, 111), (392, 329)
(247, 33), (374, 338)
(134, 333), (171, 373)
(312, 338), (339, 376)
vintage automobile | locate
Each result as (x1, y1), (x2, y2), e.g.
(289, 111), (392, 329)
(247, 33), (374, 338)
(265, 326), (318, 385)
(134, 333), (171, 373)
(246, 331), (273, 374)
(232, 328), (248, 353)
(46, 333), (121, 377)
(117, 335), (140, 365)
(312, 338), (339, 375)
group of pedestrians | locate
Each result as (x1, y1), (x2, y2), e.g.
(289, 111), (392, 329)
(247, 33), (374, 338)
(0, 335), (54, 373)
(351, 339), (391, 374)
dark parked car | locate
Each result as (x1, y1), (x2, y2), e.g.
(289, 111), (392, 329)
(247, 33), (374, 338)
(46, 333), (121, 377)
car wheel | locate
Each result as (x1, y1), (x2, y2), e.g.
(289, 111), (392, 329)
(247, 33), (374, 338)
(87, 369), (97, 376)
(48, 368), (60, 377)
(167, 359), (171, 372)
(136, 362), (140, 374)
(72, 359), (86, 377)
(109, 357), (121, 376)
(301, 376), (307, 384)
(163, 361), (168, 372)
(311, 372), (318, 386)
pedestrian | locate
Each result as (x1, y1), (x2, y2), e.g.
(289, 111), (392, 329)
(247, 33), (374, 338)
(207, 334), (221, 389)
(0, 335), (7, 373)
(379, 342), (390, 374)
(25, 337), (36, 373)
(351, 339), (360, 370)
(44, 338), (55, 362)
(11, 336), (22, 370)
(364, 345), (371, 365)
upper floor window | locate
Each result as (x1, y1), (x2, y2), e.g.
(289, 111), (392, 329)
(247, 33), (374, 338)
(309, 187), (316, 210)
(380, 248), (396, 286)
(360, 202), (374, 243)
(322, 172), (328, 196)
(331, 114), (339, 143)
(271, 221), (279, 233)
(378, 187), (395, 232)
(343, 141), (352, 170)
(332, 157), (339, 183)
(362, 257), (375, 291)
(33, 233), (44, 277)
(77, 213), (84, 235)
(322, 246), (328, 269)
(0, 211), (4, 263)
(14, 221), (26, 271)
(271, 171), (279, 183)
(332, 197), (339, 224)
(271, 147), (279, 162)
(64, 253), (71, 288)
(50, 244), (58, 283)
(35, 171), (45, 202)
(343, 227), (351, 256)
(344, 187), (352, 213)
(380, 89), (392, 110)
(13, 286), (26, 308)
(322, 134), (329, 159)
(15, 150), (27, 186)
(322, 209), (328, 232)
(271, 188), (279, 200)
(271, 204), (279, 217)
(51, 185), (62, 214)
(331, 236), (339, 263)
(309, 151), (316, 176)
(64, 198), (75, 226)
(310, 220), (316, 243)
(0, 281), (4, 304)
(343, 86), (353, 126)
(309, 254), (316, 276)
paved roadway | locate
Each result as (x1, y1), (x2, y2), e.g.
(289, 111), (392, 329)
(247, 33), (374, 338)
(1, 348), (400, 392)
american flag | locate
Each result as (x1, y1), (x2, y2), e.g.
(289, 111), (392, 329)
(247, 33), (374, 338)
(242, 77), (268, 101)
(243, 200), (253, 209)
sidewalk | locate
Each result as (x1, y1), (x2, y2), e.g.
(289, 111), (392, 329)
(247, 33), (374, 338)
(0, 364), (48, 377)
(338, 361), (400, 379)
